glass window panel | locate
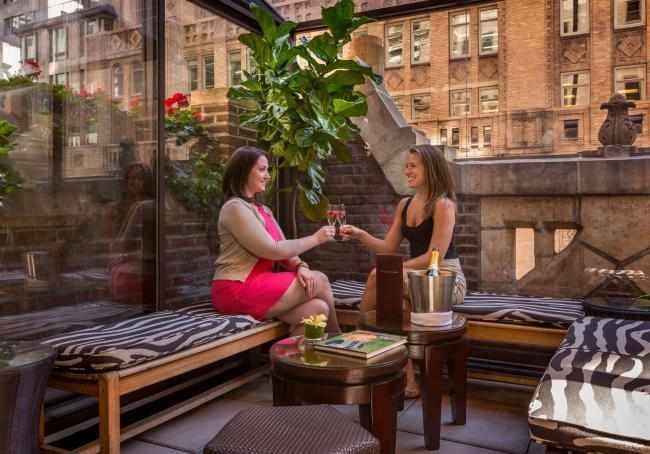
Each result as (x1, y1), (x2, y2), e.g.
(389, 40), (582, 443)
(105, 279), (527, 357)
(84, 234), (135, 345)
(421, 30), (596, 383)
(0, 0), (158, 341)
(615, 0), (644, 27)
(411, 19), (430, 64)
(203, 55), (214, 89)
(483, 126), (492, 145)
(563, 119), (579, 139)
(132, 62), (145, 95)
(386, 23), (403, 66)
(112, 64), (123, 97)
(561, 0), (589, 36)
(450, 12), (469, 59)
(479, 8), (498, 54)
(451, 127), (460, 145)
(228, 49), (242, 86)
(561, 72), (589, 106)
(440, 128), (448, 145)
(479, 87), (498, 112)
(412, 94), (431, 120)
(471, 126), (479, 146)
(615, 66), (645, 100)
(188, 58), (198, 91)
(450, 89), (470, 117)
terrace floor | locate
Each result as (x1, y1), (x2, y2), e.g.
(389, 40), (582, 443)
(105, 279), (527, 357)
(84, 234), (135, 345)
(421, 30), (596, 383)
(116, 374), (548, 454)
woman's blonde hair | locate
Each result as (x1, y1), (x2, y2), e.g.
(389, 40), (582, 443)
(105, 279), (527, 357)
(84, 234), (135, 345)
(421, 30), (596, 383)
(408, 144), (456, 215)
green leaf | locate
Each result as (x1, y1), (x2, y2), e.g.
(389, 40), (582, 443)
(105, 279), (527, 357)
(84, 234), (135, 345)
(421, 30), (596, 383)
(331, 139), (352, 161)
(323, 70), (365, 88)
(241, 79), (262, 92)
(298, 189), (329, 221)
(333, 98), (367, 116)
(252, 4), (277, 41)
(307, 34), (338, 62)
(295, 127), (315, 147)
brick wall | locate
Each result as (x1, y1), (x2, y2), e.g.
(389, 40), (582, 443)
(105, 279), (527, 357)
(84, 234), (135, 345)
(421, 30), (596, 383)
(296, 140), (481, 290)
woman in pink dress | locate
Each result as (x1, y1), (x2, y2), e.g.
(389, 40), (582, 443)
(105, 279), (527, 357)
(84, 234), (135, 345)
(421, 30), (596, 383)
(212, 146), (340, 335)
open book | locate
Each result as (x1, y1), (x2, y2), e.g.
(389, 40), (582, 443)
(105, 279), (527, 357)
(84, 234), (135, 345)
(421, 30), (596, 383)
(314, 330), (406, 359)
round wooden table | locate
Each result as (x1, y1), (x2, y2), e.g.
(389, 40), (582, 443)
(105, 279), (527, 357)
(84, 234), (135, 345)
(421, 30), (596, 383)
(584, 296), (650, 321)
(270, 336), (408, 454)
(360, 312), (469, 451)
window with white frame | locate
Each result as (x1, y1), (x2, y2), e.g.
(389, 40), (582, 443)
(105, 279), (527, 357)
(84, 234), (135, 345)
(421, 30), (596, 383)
(132, 62), (144, 95)
(450, 89), (470, 116)
(479, 87), (498, 112)
(561, 72), (589, 106)
(50, 26), (67, 61)
(483, 125), (492, 146)
(440, 128), (448, 145)
(411, 19), (430, 64)
(112, 65), (123, 97)
(471, 126), (479, 147)
(615, 66), (645, 100)
(385, 23), (403, 67)
(450, 12), (469, 59)
(21, 34), (36, 60)
(412, 94), (431, 120)
(54, 72), (67, 86)
(228, 49), (242, 86)
(479, 8), (498, 54)
(187, 58), (198, 91)
(614, 0), (644, 28)
(393, 96), (405, 115)
(451, 127), (460, 145)
(560, 0), (589, 36)
(563, 119), (579, 139)
(203, 55), (214, 89)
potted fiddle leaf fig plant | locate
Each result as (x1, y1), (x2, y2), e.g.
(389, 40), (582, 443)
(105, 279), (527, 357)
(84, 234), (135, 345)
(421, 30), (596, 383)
(228, 0), (380, 224)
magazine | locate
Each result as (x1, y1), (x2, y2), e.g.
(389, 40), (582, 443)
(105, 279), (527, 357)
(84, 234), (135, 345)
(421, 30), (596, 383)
(314, 330), (407, 359)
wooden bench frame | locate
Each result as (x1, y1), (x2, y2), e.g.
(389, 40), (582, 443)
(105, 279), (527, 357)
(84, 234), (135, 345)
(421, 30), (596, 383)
(335, 308), (566, 386)
(42, 321), (288, 454)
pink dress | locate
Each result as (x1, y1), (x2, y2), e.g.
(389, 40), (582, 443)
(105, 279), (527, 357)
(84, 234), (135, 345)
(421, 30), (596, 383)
(211, 205), (296, 320)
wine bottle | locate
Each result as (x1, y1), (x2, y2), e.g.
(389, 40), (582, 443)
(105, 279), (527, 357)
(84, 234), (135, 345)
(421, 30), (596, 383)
(427, 249), (439, 277)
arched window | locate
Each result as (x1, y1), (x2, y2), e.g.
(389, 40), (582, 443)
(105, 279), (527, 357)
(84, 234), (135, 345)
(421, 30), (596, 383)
(112, 64), (124, 98)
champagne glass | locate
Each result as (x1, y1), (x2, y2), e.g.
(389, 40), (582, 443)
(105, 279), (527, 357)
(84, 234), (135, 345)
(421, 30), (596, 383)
(327, 203), (346, 241)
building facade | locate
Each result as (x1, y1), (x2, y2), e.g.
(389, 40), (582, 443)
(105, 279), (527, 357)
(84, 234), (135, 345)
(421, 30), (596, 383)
(288, 0), (650, 157)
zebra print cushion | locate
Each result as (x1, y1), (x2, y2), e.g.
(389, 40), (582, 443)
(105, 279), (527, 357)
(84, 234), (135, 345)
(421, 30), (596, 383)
(529, 317), (650, 452)
(330, 280), (584, 328)
(454, 293), (584, 328)
(44, 308), (258, 372)
(331, 280), (366, 309)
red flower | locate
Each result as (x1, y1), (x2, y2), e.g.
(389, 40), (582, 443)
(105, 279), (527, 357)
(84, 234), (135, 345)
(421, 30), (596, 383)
(192, 111), (202, 120)
(129, 96), (143, 110)
(79, 88), (91, 97)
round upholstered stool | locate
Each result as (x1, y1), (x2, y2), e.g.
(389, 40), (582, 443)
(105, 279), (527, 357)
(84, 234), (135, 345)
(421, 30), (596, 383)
(204, 405), (380, 454)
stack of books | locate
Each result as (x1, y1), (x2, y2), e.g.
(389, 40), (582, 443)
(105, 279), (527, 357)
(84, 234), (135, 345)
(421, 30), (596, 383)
(314, 330), (406, 359)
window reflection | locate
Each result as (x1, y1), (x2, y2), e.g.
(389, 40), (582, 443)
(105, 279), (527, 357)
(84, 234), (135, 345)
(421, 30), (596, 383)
(0, 0), (156, 340)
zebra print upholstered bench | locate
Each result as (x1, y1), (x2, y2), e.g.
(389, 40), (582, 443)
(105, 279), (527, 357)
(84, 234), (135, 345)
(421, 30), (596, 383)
(41, 302), (288, 454)
(529, 316), (650, 453)
(331, 280), (584, 384)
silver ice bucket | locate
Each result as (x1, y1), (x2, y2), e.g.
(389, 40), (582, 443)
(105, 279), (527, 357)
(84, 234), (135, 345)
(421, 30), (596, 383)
(407, 270), (456, 314)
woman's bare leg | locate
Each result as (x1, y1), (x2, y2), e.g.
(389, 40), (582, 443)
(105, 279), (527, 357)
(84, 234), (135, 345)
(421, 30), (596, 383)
(359, 268), (377, 314)
(265, 276), (339, 334)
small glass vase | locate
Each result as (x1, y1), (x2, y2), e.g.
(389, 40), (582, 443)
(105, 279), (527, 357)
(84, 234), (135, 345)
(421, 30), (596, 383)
(303, 324), (326, 344)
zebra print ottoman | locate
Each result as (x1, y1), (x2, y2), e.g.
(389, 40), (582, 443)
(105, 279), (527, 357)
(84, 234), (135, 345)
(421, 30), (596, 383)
(331, 280), (584, 328)
(44, 303), (259, 372)
(528, 316), (650, 453)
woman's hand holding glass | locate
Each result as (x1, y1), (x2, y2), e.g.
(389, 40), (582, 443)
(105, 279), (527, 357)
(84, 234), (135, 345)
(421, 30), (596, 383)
(339, 224), (365, 241)
(313, 225), (336, 244)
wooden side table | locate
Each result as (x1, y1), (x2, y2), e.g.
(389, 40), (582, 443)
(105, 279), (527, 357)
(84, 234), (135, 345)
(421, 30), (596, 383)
(360, 312), (469, 450)
(270, 337), (408, 454)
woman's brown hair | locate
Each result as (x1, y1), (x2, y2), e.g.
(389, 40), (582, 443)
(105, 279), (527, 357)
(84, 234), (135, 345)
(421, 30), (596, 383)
(408, 144), (456, 215)
(222, 146), (269, 203)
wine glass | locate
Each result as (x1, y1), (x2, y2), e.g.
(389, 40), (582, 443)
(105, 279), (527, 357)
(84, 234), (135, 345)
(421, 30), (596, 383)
(327, 203), (346, 241)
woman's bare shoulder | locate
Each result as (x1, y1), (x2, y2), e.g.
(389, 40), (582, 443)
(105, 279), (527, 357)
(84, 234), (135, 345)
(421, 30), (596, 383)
(435, 196), (456, 212)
